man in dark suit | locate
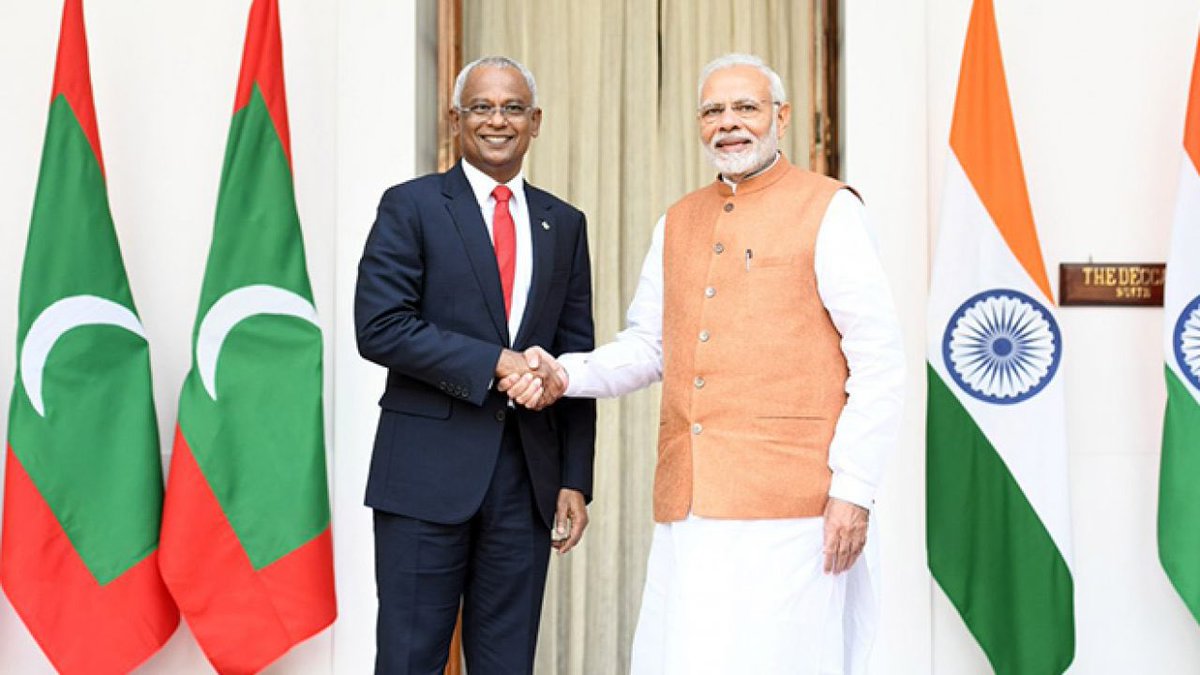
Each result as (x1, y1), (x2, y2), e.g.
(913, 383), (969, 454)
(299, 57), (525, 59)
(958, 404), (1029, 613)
(354, 56), (596, 675)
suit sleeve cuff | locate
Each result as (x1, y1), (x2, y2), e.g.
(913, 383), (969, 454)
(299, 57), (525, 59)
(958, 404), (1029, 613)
(464, 344), (503, 407)
(560, 482), (592, 504)
(829, 472), (876, 511)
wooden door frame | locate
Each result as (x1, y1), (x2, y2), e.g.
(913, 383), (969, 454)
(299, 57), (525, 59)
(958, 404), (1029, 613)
(438, 0), (463, 173)
(813, 0), (840, 177)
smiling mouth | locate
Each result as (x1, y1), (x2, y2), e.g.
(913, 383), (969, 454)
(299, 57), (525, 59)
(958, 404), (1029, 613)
(715, 137), (752, 153)
(481, 135), (514, 146)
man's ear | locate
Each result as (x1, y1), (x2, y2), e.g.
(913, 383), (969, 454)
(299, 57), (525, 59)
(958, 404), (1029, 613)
(529, 107), (542, 138)
(775, 101), (792, 140)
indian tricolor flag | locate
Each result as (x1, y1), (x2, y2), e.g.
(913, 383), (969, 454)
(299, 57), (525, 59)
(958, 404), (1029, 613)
(1159, 31), (1200, 627)
(1, 1), (178, 672)
(158, 0), (335, 672)
(926, 1), (1074, 673)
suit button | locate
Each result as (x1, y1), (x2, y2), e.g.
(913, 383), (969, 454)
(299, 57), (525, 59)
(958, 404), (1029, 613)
(694, 377), (705, 389)
(723, 202), (734, 212)
(704, 287), (715, 298)
(698, 330), (710, 342)
(691, 423), (703, 435)
(496, 410), (507, 422)
(714, 243), (725, 254)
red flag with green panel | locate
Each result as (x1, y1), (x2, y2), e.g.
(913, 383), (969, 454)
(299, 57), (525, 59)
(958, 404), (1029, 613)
(1, 1), (179, 673)
(158, 0), (336, 671)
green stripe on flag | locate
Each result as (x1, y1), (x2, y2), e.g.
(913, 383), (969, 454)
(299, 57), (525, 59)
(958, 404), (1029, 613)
(17, 98), (137, 333)
(927, 365), (1074, 675)
(194, 85), (312, 318)
(9, 95), (161, 586)
(1159, 366), (1200, 624)
(178, 84), (328, 571)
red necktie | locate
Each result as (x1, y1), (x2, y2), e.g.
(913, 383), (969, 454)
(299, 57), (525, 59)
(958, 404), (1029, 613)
(491, 185), (516, 318)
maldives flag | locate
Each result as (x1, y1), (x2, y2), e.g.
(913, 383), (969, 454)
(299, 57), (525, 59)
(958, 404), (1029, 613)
(1, 1), (179, 673)
(1159, 30), (1200, 627)
(926, 0), (1074, 673)
(158, 0), (336, 672)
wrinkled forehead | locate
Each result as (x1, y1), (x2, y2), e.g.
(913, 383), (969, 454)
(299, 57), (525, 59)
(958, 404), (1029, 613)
(699, 65), (772, 104)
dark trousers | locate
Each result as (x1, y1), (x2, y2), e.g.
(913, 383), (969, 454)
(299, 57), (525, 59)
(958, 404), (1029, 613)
(374, 423), (551, 675)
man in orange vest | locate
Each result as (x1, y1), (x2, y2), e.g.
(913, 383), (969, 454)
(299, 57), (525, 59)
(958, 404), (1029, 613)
(503, 53), (905, 674)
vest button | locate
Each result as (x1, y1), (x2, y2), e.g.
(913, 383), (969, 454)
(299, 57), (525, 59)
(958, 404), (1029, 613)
(495, 409), (507, 422)
(694, 377), (705, 389)
(704, 286), (715, 298)
(723, 202), (734, 213)
(714, 243), (725, 254)
(698, 330), (710, 342)
(692, 423), (703, 435)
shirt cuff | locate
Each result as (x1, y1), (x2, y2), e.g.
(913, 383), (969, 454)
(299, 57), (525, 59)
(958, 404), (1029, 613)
(828, 472), (876, 511)
(558, 353), (586, 397)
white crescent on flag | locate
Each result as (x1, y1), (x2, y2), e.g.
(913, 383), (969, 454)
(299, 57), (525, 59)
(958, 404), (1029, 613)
(20, 295), (147, 417)
(195, 284), (319, 400)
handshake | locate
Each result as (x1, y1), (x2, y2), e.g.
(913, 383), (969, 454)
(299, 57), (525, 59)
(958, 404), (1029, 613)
(493, 346), (568, 411)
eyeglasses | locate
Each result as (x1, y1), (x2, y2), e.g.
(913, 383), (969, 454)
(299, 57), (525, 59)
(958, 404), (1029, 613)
(457, 103), (535, 119)
(697, 99), (779, 124)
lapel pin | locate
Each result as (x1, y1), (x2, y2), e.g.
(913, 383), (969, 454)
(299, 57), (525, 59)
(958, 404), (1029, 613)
(541, 221), (551, 231)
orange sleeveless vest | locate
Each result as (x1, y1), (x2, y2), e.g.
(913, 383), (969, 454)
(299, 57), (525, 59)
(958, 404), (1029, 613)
(655, 156), (850, 522)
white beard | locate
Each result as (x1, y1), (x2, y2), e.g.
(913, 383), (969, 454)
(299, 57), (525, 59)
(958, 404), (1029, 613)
(703, 117), (780, 179)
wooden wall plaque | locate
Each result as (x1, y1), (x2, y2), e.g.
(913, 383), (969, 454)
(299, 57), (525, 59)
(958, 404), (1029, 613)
(1059, 263), (1165, 306)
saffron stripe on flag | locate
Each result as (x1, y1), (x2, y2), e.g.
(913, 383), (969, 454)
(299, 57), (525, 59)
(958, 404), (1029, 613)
(948, 0), (1052, 302)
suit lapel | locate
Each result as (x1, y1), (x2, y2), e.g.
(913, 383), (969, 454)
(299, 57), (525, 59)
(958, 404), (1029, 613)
(513, 184), (556, 349)
(442, 164), (509, 344)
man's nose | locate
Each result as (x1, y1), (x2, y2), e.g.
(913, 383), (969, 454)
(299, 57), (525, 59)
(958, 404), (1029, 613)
(485, 108), (509, 126)
(717, 108), (742, 131)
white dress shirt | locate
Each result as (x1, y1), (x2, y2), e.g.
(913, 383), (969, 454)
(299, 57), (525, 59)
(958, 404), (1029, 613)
(559, 189), (906, 509)
(461, 159), (534, 344)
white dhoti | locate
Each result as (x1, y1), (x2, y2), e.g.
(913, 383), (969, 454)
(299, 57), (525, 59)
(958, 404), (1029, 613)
(630, 514), (878, 675)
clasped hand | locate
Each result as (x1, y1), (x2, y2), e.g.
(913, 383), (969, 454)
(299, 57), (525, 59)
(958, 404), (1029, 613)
(494, 346), (567, 410)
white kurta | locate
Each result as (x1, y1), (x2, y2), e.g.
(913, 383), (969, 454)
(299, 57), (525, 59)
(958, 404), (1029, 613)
(630, 514), (880, 675)
(558, 188), (905, 674)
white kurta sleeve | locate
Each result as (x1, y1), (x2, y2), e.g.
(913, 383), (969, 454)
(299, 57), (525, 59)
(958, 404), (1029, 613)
(558, 215), (666, 399)
(815, 190), (907, 510)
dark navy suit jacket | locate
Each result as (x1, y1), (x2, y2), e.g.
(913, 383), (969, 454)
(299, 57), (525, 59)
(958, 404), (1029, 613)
(355, 162), (596, 528)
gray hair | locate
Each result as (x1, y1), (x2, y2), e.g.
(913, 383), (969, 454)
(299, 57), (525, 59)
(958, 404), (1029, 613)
(452, 56), (539, 108)
(697, 53), (786, 105)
